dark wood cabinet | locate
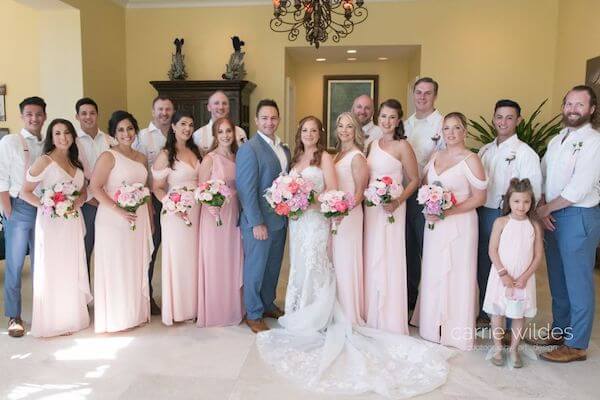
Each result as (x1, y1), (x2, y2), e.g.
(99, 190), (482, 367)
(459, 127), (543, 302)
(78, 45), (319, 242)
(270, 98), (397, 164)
(149, 80), (256, 133)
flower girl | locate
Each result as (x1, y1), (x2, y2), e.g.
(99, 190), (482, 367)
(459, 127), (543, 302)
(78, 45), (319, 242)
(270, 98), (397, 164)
(483, 178), (543, 368)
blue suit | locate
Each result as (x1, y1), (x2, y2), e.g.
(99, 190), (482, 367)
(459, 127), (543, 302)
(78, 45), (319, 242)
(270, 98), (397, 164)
(236, 134), (290, 320)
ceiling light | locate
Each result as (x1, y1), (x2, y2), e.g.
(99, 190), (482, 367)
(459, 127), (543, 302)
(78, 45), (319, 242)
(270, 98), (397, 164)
(377, 57), (388, 61)
(316, 58), (327, 62)
(347, 57), (357, 61)
(346, 49), (357, 54)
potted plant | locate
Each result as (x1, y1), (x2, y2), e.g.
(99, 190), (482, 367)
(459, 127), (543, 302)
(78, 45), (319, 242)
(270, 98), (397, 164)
(468, 99), (562, 157)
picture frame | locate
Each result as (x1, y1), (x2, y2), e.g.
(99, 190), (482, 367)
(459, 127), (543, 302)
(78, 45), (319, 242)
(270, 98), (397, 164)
(0, 85), (6, 122)
(585, 56), (600, 105)
(323, 75), (379, 148)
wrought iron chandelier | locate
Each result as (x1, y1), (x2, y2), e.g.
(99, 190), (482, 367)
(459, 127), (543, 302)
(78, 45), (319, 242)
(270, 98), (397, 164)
(271, 1), (368, 49)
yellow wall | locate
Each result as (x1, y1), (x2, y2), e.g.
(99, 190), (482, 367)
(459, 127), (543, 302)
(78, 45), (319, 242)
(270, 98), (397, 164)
(553, 0), (600, 111)
(125, 0), (560, 137)
(0, 0), (40, 133)
(289, 59), (411, 135)
(62, 0), (127, 128)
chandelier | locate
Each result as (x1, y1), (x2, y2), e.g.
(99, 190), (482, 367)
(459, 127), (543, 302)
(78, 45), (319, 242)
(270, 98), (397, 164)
(271, 1), (368, 49)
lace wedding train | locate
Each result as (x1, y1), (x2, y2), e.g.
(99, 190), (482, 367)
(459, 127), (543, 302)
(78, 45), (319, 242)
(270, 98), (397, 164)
(256, 167), (452, 398)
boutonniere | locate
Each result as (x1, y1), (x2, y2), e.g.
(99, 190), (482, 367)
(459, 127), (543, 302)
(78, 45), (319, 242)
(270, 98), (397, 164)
(431, 134), (441, 143)
(572, 141), (583, 154)
(505, 152), (516, 165)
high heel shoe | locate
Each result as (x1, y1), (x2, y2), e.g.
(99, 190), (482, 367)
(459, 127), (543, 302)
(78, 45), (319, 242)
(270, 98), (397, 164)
(491, 349), (504, 367)
(509, 350), (523, 368)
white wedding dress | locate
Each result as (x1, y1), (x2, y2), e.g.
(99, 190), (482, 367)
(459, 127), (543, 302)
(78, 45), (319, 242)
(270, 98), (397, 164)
(256, 166), (452, 398)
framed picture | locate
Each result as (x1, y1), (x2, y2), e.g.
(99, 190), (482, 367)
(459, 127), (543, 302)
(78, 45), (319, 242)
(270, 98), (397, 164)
(0, 85), (6, 122)
(323, 75), (378, 148)
(585, 56), (600, 104)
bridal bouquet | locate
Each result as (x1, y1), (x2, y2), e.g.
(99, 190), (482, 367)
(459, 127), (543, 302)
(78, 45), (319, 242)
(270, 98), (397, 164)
(40, 181), (81, 219)
(417, 181), (457, 230)
(364, 176), (401, 223)
(264, 173), (315, 220)
(162, 187), (196, 227)
(113, 182), (151, 230)
(195, 179), (231, 226)
(318, 190), (355, 234)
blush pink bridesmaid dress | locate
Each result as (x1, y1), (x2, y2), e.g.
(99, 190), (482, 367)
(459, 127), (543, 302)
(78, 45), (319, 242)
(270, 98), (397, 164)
(152, 160), (200, 326)
(332, 149), (366, 325)
(28, 160), (92, 337)
(363, 139), (409, 335)
(197, 153), (243, 327)
(94, 150), (154, 333)
(412, 152), (487, 351)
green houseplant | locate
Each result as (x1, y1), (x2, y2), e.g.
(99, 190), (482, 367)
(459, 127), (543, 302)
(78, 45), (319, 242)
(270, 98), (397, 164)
(468, 99), (563, 157)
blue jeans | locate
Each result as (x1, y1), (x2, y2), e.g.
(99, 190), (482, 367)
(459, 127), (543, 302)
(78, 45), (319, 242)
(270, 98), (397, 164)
(3, 197), (37, 318)
(81, 202), (97, 270)
(405, 192), (425, 310)
(545, 206), (600, 349)
(477, 207), (503, 318)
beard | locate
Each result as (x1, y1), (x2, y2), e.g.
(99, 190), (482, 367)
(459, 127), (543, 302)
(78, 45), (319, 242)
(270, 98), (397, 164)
(562, 112), (591, 128)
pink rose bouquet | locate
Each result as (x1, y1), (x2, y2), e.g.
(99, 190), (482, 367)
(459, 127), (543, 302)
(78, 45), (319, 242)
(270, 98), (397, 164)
(364, 176), (401, 223)
(417, 181), (457, 230)
(113, 182), (151, 230)
(162, 186), (196, 227)
(195, 179), (231, 226)
(41, 181), (81, 219)
(318, 190), (355, 234)
(264, 173), (315, 220)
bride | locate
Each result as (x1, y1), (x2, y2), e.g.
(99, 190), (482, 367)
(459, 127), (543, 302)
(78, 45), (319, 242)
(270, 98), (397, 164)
(257, 116), (451, 398)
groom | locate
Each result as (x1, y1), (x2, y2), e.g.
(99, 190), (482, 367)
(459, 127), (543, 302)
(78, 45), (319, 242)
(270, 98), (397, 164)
(236, 99), (290, 333)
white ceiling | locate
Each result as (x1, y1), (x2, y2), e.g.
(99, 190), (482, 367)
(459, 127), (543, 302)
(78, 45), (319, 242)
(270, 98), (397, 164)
(113, 0), (412, 9)
(287, 45), (420, 64)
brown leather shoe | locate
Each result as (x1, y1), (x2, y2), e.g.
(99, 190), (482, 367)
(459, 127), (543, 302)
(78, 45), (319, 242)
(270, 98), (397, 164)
(263, 306), (284, 319)
(540, 345), (587, 363)
(8, 318), (25, 338)
(246, 318), (270, 333)
(523, 332), (564, 346)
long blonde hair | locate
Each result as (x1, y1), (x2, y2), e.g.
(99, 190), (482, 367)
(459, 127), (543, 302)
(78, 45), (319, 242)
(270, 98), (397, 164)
(335, 112), (364, 152)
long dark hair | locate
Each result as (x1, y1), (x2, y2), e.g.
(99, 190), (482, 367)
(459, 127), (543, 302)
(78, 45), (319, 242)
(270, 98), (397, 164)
(378, 99), (406, 140)
(43, 119), (84, 170)
(501, 178), (537, 220)
(291, 116), (326, 168)
(207, 117), (239, 154)
(165, 111), (201, 169)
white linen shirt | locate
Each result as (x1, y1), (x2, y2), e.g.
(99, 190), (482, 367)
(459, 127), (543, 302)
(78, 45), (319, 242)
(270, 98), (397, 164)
(404, 110), (445, 177)
(133, 122), (167, 168)
(258, 131), (288, 172)
(76, 128), (112, 179)
(363, 121), (383, 148)
(478, 135), (542, 209)
(192, 119), (247, 152)
(542, 123), (600, 207)
(0, 129), (44, 198)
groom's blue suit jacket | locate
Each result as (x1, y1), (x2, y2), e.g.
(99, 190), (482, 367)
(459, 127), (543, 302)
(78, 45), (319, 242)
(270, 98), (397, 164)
(236, 133), (291, 232)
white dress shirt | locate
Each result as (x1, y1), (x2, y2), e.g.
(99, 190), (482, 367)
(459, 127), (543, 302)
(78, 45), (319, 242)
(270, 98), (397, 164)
(479, 134), (542, 209)
(362, 121), (383, 148)
(76, 128), (112, 179)
(133, 122), (167, 168)
(404, 109), (445, 177)
(192, 119), (247, 152)
(258, 131), (288, 172)
(542, 123), (600, 207)
(0, 129), (44, 198)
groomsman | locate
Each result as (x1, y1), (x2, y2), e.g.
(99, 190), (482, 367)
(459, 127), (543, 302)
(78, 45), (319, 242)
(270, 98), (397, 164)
(236, 99), (290, 333)
(404, 77), (444, 310)
(0, 96), (46, 337)
(192, 90), (247, 153)
(351, 94), (382, 147)
(535, 85), (600, 363)
(134, 95), (175, 315)
(476, 99), (542, 325)
(75, 97), (112, 268)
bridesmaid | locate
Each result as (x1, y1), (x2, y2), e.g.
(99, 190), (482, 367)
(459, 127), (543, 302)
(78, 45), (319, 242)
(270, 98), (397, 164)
(197, 117), (244, 327)
(90, 110), (154, 333)
(332, 112), (369, 325)
(412, 112), (487, 351)
(151, 112), (201, 326)
(363, 99), (419, 335)
(20, 119), (92, 337)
